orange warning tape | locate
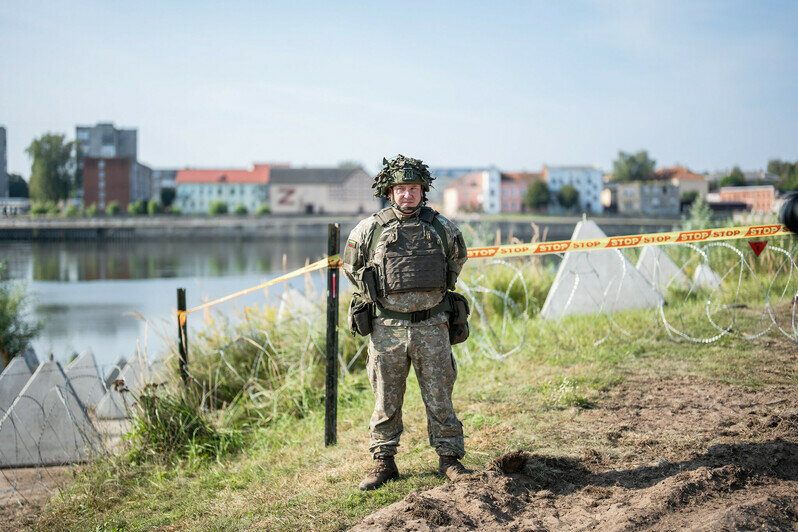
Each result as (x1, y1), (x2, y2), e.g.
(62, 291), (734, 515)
(466, 223), (792, 260)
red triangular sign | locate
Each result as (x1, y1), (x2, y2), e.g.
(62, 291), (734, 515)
(749, 241), (767, 257)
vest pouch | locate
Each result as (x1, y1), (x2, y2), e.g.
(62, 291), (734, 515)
(447, 291), (470, 345)
(348, 294), (374, 336)
(446, 267), (459, 291)
(360, 267), (380, 302)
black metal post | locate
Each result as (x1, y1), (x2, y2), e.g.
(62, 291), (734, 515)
(177, 288), (189, 385)
(325, 223), (340, 446)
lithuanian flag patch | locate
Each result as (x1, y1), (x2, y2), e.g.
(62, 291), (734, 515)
(347, 239), (357, 248)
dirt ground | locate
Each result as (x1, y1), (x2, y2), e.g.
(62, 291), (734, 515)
(353, 376), (798, 531)
(0, 466), (71, 531)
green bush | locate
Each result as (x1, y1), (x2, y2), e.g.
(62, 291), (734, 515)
(233, 204), (248, 216)
(30, 202), (48, 216)
(64, 204), (82, 218)
(147, 200), (163, 216)
(85, 203), (99, 217)
(128, 200), (147, 216)
(256, 204), (270, 215)
(126, 386), (244, 465)
(168, 205), (181, 215)
(106, 201), (121, 216)
(208, 200), (228, 216)
(0, 263), (42, 367)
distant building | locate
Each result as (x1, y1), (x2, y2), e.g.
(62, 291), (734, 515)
(175, 164), (274, 214)
(152, 169), (178, 201)
(77, 122), (152, 209)
(500, 172), (542, 213)
(543, 166), (604, 213)
(440, 168), (502, 216)
(269, 167), (380, 215)
(0, 126), (7, 198)
(441, 168), (504, 215)
(718, 185), (775, 213)
(655, 166), (708, 199)
(616, 181), (680, 216)
(428, 167), (488, 208)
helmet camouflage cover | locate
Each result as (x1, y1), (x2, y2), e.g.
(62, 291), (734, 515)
(372, 154), (434, 200)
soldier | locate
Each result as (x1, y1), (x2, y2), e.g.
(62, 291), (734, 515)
(343, 155), (471, 491)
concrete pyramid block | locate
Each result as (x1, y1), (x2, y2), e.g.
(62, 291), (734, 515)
(65, 351), (107, 409)
(95, 354), (149, 420)
(0, 357), (35, 417)
(0, 361), (101, 467)
(636, 246), (690, 292)
(541, 220), (664, 319)
(693, 263), (722, 290)
(103, 355), (127, 389)
(21, 345), (40, 371)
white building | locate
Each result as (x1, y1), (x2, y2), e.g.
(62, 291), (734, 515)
(176, 164), (273, 214)
(269, 167), (380, 215)
(543, 165), (604, 213)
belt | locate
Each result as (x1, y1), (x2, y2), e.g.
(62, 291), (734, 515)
(375, 297), (451, 323)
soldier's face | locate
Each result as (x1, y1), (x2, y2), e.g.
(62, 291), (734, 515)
(391, 184), (422, 210)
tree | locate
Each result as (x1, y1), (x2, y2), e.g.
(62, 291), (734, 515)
(256, 204), (270, 215)
(0, 263), (42, 367)
(524, 181), (550, 210)
(767, 159), (798, 191)
(26, 133), (76, 202)
(680, 191), (699, 206)
(8, 174), (29, 198)
(160, 188), (176, 207)
(233, 204), (248, 215)
(718, 166), (745, 188)
(558, 185), (579, 210)
(208, 200), (228, 215)
(612, 150), (656, 182)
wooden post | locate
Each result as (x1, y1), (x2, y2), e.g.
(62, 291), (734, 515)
(177, 288), (189, 385)
(325, 223), (340, 446)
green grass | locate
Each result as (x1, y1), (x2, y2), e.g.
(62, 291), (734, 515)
(36, 253), (798, 531)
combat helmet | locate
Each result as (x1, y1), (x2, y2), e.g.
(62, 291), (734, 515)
(372, 155), (434, 202)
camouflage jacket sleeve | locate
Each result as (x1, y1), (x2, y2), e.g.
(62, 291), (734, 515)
(437, 214), (468, 283)
(342, 217), (375, 294)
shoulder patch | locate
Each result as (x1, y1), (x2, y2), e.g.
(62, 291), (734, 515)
(347, 239), (358, 248)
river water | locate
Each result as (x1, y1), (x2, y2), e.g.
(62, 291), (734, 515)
(0, 239), (338, 371)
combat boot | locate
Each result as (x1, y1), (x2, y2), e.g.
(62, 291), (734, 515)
(359, 456), (399, 491)
(438, 455), (471, 481)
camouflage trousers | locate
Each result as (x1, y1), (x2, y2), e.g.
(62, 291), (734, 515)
(366, 319), (465, 459)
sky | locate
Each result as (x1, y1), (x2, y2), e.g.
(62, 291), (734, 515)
(1, 0), (796, 178)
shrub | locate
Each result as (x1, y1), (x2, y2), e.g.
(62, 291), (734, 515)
(85, 203), (99, 217)
(128, 200), (147, 216)
(256, 204), (270, 215)
(30, 202), (48, 216)
(0, 263), (42, 367)
(147, 200), (163, 216)
(64, 204), (82, 218)
(168, 205), (181, 215)
(126, 386), (244, 465)
(233, 204), (248, 216)
(208, 201), (228, 216)
(106, 201), (121, 216)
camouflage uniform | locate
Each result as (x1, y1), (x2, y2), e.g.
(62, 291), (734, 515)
(344, 210), (468, 459)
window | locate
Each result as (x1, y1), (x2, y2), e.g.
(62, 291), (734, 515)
(98, 160), (105, 169)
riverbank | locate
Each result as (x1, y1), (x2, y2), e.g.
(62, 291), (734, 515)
(0, 213), (683, 241)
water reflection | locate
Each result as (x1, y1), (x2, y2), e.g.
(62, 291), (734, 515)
(0, 238), (333, 367)
(0, 239), (328, 282)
